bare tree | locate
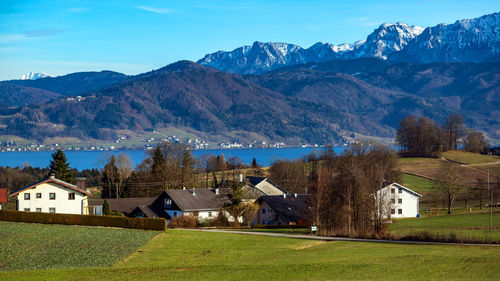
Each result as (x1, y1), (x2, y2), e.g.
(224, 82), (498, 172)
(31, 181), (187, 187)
(464, 130), (488, 153)
(115, 153), (132, 198)
(445, 114), (465, 151)
(438, 162), (463, 214)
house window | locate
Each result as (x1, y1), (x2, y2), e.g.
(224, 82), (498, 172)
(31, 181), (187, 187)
(36, 193), (42, 198)
(49, 208), (56, 213)
(208, 211), (212, 217)
(391, 198), (395, 204)
(398, 198), (402, 204)
(391, 209), (395, 214)
(398, 209), (402, 214)
(24, 208), (30, 212)
(391, 188), (395, 194)
(262, 208), (266, 214)
(36, 208), (42, 212)
(24, 193), (30, 200)
(398, 188), (402, 194)
(49, 193), (56, 200)
(164, 198), (172, 208)
(68, 193), (75, 200)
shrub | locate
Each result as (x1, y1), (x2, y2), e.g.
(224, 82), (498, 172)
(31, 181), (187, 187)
(0, 210), (166, 231)
(169, 215), (197, 228)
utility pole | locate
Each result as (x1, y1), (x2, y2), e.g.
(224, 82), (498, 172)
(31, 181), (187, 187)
(488, 169), (492, 233)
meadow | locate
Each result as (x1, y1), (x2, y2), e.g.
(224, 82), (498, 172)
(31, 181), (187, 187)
(1, 223), (499, 280)
(389, 210), (500, 242)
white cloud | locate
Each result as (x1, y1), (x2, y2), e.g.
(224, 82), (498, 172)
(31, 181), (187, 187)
(137, 6), (172, 14)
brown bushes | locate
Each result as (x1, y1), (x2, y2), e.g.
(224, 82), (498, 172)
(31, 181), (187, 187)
(0, 210), (166, 231)
(169, 215), (197, 228)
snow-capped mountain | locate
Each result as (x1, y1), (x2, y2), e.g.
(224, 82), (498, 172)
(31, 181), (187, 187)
(198, 22), (423, 74)
(20, 72), (53, 80)
(347, 22), (423, 60)
(198, 12), (499, 74)
(390, 12), (500, 63)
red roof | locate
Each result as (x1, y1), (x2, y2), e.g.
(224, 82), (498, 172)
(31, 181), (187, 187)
(9, 177), (91, 197)
(0, 189), (7, 203)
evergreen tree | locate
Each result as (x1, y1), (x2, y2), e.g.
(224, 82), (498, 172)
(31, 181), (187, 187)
(48, 149), (73, 183)
(251, 157), (258, 169)
(102, 199), (110, 215)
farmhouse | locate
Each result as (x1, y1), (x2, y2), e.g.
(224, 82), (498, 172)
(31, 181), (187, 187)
(87, 197), (156, 216)
(252, 194), (311, 226)
(375, 182), (422, 218)
(9, 175), (91, 215)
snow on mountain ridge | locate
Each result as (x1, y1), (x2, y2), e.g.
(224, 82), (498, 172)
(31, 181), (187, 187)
(20, 72), (53, 80)
(198, 12), (499, 74)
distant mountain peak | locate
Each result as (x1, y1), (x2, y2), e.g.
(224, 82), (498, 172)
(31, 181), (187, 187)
(198, 13), (499, 74)
(20, 72), (53, 80)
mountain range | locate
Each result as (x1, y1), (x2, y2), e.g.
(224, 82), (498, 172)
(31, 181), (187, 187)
(198, 13), (499, 74)
(0, 12), (499, 146)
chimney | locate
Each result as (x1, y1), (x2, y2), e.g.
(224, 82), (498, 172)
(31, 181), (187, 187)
(49, 173), (55, 179)
(215, 188), (219, 195)
(76, 177), (86, 191)
(283, 193), (287, 198)
(192, 188), (196, 196)
(238, 173), (243, 183)
(182, 186), (186, 190)
(293, 192), (297, 198)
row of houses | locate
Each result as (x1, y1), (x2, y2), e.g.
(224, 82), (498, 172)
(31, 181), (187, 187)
(5, 175), (422, 226)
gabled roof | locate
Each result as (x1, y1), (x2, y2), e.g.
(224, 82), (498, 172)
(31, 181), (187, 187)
(258, 194), (311, 223)
(134, 205), (164, 218)
(384, 182), (422, 197)
(88, 197), (156, 215)
(9, 177), (91, 196)
(246, 176), (287, 195)
(164, 189), (227, 212)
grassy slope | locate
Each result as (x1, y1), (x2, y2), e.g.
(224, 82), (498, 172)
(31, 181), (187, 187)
(441, 151), (500, 165)
(2, 229), (499, 280)
(390, 211), (500, 242)
(0, 222), (158, 271)
(400, 173), (438, 194)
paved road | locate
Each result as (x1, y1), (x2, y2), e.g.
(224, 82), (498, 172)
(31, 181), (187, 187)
(183, 228), (499, 247)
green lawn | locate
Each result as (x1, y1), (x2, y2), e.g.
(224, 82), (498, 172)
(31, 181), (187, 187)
(0, 221), (158, 271)
(390, 210), (500, 242)
(1, 225), (499, 280)
(400, 173), (438, 194)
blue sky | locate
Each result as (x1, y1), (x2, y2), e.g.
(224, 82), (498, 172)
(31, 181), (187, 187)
(0, 0), (498, 80)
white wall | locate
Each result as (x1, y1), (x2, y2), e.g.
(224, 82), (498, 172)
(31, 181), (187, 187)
(376, 184), (420, 218)
(16, 182), (88, 215)
(251, 201), (278, 225)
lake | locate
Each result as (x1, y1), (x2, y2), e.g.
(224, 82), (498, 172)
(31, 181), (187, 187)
(0, 147), (347, 170)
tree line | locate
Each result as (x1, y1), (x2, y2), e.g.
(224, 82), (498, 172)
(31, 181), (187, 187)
(396, 114), (488, 157)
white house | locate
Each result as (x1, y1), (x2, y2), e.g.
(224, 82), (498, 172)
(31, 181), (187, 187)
(375, 182), (422, 218)
(9, 176), (91, 215)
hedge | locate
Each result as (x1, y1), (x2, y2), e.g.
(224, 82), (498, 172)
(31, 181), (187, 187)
(0, 210), (166, 231)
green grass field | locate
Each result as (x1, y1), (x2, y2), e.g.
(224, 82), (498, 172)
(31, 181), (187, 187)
(1, 223), (499, 280)
(390, 210), (500, 242)
(400, 173), (438, 194)
(441, 151), (500, 165)
(0, 222), (158, 271)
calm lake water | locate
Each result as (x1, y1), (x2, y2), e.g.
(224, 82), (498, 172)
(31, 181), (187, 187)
(0, 147), (347, 170)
